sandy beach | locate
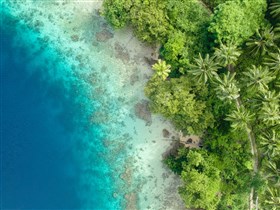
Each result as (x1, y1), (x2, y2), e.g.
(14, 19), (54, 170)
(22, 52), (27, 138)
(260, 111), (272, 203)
(5, 1), (185, 209)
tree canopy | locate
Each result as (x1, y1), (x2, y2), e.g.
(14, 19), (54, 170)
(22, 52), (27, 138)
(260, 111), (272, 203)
(103, 0), (280, 209)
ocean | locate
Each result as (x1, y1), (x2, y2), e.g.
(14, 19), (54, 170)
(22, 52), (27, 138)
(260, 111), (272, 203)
(1, 2), (124, 209)
(1, 1), (183, 209)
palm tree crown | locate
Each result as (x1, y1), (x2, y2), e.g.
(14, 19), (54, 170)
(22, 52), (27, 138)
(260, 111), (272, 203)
(214, 72), (240, 102)
(188, 53), (219, 84)
(263, 159), (280, 187)
(152, 59), (171, 81)
(251, 90), (280, 110)
(270, 1), (280, 18)
(259, 102), (280, 126)
(260, 129), (280, 158)
(264, 49), (280, 74)
(263, 186), (280, 210)
(242, 65), (275, 93)
(225, 107), (254, 131)
(214, 42), (241, 71)
(246, 27), (277, 56)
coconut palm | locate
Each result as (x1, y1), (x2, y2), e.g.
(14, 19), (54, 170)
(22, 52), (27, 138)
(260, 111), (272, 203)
(260, 129), (280, 158)
(214, 72), (240, 102)
(214, 42), (241, 72)
(188, 53), (219, 84)
(263, 159), (280, 186)
(225, 107), (254, 131)
(242, 65), (275, 93)
(259, 102), (280, 126)
(264, 49), (280, 74)
(275, 74), (280, 88)
(270, 1), (280, 18)
(262, 186), (280, 210)
(251, 90), (280, 110)
(152, 59), (171, 81)
(246, 27), (277, 56)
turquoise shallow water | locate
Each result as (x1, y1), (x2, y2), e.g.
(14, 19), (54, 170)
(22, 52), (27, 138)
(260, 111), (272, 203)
(1, 3), (127, 209)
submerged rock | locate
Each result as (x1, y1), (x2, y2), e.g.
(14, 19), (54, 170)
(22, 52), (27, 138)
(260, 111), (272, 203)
(95, 28), (114, 42)
(162, 129), (170, 138)
(134, 100), (152, 125)
(130, 72), (139, 85)
(71, 34), (79, 42)
(124, 192), (138, 210)
(114, 42), (130, 63)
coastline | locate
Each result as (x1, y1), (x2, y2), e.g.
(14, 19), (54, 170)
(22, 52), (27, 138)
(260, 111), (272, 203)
(4, 1), (185, 209)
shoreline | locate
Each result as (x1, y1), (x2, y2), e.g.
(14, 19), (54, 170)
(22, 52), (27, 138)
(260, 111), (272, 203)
(5, 1), (185, 209)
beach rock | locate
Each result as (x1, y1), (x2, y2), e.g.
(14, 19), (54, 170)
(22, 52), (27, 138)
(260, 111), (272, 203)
(71, 34), (79, 42)
(134, 100), (152, 125)
(114, 42), (130, 63)
(95, 28), (114, 42)
(162, 129), (170, 138)
(120, 168), (132, 185)
(124, 192), (138, 210)
(130, 72), (139, 85)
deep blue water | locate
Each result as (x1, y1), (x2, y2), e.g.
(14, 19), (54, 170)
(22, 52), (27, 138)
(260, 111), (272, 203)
(1, 7), (122, 210)
(1, 16), (83, 210)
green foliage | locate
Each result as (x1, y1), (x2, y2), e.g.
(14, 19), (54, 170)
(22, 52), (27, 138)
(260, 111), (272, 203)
(246, 26), (278, 56)
(250, 90), (280, 112)
(162, 0), (212, 70)
(259, 129), (280, 158)
(214, 42), (241, 70)
(145, 76), (214, 135)
(262, 159), (280, 186)
(242, 65), (276, 94)
(259, 101), (280, 126)
(178, 150), (222, 210)
(104, 0), (280, 209)
(226, 107), (254, 131)
(202, 0), (230, 11)
(270, 1), (280, 19)
(161, 30), (189, 70)
(209, 0), (267, 45)
(151, 59), (171, 81)
(188, 53), (219, 84)
(104, 0), (211, 70)
(102, 0), (131, 28)
(214, 72), (240, 102)
(129, 1), (171, 43)
(261, 186), (280, 210)
(265, 49), (280, 73)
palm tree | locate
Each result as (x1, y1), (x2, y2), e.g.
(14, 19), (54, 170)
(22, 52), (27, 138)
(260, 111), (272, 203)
(152, 59), (171, 81)
(260, 129), (280, 158)
(259, 102), (280, 126)
(264, 49), (280, 74)
(246, 27), (277, 56)
(262, 186), (280, 210)
(214, 72), (240, 102)
(251, 90), (280, 110)
(263, 160), (280, 186)
(270, 1), (280, 19)
(188, 53), (219, 84)
(225, 107), (254, 131)
(214, 42), (241, 72)
(242, 65), (275, 93)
